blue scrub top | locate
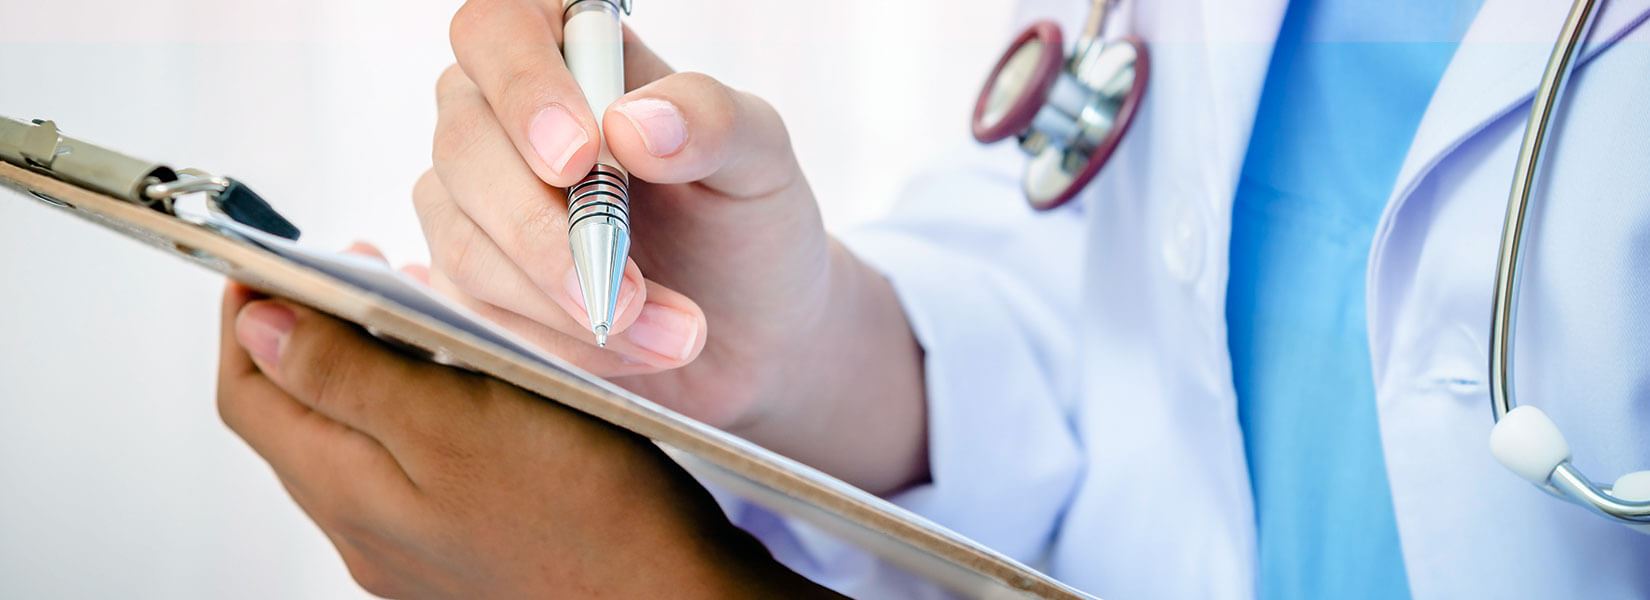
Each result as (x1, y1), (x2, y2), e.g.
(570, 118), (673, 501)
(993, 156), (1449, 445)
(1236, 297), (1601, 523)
(1227, 0), (1483, 598)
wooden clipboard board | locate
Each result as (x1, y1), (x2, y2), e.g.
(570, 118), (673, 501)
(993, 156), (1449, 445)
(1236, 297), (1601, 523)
(0, 132), (1091, 600)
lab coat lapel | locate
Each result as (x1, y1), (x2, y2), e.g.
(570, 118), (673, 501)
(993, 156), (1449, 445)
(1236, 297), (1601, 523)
(1369, 0), (1650, 376)
(1385, 0), (1650, 216)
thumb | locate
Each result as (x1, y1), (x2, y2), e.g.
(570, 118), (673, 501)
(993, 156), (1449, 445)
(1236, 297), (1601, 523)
(602, 72), (802, 199)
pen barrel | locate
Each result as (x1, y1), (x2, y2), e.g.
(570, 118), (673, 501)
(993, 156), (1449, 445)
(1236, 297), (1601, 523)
(563, 0), (631, 337)
(563, 0), (626, 166)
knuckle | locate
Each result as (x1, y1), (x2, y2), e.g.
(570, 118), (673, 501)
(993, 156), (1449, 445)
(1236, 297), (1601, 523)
(495, 62), (554, 125)
(434, 227), (490, 292)
(431, 106), (493, 167)
(673, 71), (741, 136)
(509, 199), (565, 252)
(674, 70), (725, 94)
(310, 364), (361, 419)
(215, 377), (243, 432)
(289, 333), (355, 413)
(411, 170), (450, 221)
(739, 88), (782, 124)
(448, 0), (498, 51)
(680, 71), (736, 109)
(343, 557), (403, 599)
(748, 92), (792, 147)
(435, 63), (468, 101)
(411, 170), (441, 210)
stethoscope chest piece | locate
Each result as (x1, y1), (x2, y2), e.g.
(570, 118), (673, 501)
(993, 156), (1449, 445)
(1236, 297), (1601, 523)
(972, 20), (1149, 210)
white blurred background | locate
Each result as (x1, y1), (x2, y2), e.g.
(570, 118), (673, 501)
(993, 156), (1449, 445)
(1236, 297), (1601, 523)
(0, 0), (1018, 597)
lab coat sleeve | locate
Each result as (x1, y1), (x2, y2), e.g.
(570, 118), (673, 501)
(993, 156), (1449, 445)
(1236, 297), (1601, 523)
(718, 154), (1088, 597)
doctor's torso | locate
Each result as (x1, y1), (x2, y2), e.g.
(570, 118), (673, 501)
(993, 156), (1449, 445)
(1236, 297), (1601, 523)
(883, 0), (1650, 597)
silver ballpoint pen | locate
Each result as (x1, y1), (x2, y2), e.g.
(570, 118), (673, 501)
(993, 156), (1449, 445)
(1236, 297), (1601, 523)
(562, 0), (632, 347)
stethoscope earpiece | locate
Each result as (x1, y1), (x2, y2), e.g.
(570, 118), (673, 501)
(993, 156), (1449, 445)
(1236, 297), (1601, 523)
(973, 15), (1148, 211)
(1491, 405), (1650, 523)
(1489, 405), (1571, 486)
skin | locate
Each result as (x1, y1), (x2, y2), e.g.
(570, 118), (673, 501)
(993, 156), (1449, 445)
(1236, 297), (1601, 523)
(217, 0), (931, 594)
(218, 280), (841, 598)
(422, 0), (928, 494)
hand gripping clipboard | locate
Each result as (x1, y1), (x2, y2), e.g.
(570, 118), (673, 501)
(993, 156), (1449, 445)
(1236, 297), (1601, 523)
(0, 116), (1093, 600)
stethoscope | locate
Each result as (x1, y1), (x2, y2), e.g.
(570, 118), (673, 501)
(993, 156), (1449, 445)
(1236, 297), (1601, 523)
(976, 0), (1650, 531)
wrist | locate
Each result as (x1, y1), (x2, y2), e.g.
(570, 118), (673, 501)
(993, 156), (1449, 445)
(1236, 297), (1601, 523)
(730, 238), (930, 494)
(719, 237), (855, 430)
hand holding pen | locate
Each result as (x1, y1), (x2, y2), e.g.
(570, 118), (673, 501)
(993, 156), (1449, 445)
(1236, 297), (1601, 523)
(421, 0), (928, 494)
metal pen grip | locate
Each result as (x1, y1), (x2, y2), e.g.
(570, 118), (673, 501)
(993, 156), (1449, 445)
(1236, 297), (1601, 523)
(567, 163), (629, 233)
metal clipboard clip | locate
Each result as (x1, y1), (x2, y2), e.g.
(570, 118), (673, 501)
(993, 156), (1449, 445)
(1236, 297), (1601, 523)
(0, 115), (301, 240)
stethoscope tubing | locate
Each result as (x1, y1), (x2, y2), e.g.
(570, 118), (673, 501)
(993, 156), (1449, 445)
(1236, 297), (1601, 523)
(1491, 0), (1650, 522)
(1491, 0), (1596, 422)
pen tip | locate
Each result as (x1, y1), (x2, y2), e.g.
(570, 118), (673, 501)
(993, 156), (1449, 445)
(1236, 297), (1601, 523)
(594, 324), (609, 348)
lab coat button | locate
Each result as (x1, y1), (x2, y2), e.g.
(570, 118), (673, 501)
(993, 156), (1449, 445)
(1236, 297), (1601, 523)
(1162, 202), (1206, 282)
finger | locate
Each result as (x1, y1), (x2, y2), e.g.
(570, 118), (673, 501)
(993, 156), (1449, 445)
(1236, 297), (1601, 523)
(604, 72), (802, 198)
(343, 241), (387, 263)
(425, 269), (671, 375)
(449, 0), (597, 186)
(231, 297), (488, 457)
(430, 262), (706, 370)
(217, 285), (418, 519)
(400, 264), (432, 285)
(431, 70), (601, 307)
(415, 168), (706, 368)
(411, 168), (646, 337)
(218, 281), (263, 383)
(430, 76), (656, 338)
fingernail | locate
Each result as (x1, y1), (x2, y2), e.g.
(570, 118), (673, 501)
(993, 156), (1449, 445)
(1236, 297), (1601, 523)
(624, 303), (699, 362)
(615, 98), (687, 157)
(561, 267), (639, 323)
(237, 301), (296, 367)
(528, 104), (589, 176)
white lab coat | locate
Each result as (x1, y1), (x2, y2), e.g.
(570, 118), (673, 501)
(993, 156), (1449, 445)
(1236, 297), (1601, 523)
(726, 0), (1650, 598)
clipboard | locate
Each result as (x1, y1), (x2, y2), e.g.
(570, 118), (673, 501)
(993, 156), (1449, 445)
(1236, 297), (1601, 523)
(0, 116), (1092, 600)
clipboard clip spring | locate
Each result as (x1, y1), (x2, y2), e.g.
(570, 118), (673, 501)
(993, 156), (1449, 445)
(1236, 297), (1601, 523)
(143, 169), (301, 240)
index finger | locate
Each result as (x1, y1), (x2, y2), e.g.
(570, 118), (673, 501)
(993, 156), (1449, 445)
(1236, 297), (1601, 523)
(450, 0), (598, 187)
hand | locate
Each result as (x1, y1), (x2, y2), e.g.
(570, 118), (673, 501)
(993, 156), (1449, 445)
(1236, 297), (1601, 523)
(214, 280), (835, 598)
(419, 0), (928, 493)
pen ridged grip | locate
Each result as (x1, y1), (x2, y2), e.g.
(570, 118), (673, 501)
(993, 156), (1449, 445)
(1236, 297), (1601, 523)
(566, 163), (629, 233)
